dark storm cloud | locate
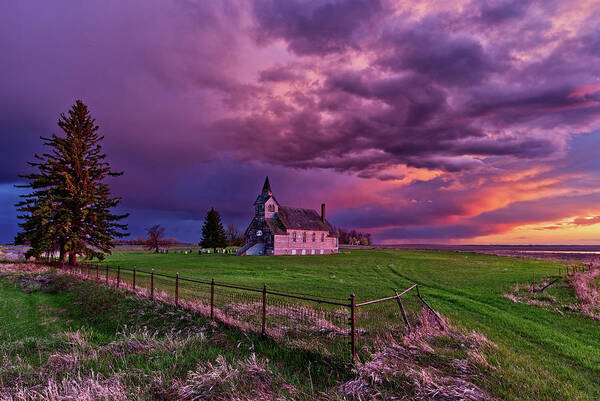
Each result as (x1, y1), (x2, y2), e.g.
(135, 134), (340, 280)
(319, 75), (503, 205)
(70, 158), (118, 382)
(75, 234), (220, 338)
(252, 0), (383, 55)
(378, 18), (497, 87)
(479, 0), (534, 24)
(2, 0), (600, 243)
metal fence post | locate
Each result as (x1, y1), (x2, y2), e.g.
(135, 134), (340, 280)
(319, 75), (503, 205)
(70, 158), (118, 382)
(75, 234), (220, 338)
(151, 269), (154, 299)
(210, 278), (215, 319)
(117, 266), (120, 288)
(350, 293), (356, 363)
(133, 266), (136, 290)
(262, 284), (267, 336)
(175, 273), (179, 306)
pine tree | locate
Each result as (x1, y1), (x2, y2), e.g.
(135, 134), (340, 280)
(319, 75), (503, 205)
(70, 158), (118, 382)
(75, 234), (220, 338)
(15, 100), (128, 263)
(199, 208), (227, 253)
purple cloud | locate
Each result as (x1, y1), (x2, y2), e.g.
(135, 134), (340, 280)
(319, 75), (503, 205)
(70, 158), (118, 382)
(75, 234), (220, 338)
(1, 0), (600, 244)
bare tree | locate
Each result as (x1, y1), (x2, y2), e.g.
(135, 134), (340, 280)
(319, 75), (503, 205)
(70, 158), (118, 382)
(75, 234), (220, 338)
(225, 223), (244, 246)
(145, 225), (166, 253)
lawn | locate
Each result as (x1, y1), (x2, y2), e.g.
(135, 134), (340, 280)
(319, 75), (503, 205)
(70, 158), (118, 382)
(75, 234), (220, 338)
(92, 248), (600, 400)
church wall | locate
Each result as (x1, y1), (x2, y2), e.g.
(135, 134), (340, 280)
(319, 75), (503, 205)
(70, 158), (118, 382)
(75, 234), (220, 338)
(273, 230), (338, 255)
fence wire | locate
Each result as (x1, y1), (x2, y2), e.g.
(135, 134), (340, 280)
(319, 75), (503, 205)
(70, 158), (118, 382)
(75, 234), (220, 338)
(51, 262), (438, 362)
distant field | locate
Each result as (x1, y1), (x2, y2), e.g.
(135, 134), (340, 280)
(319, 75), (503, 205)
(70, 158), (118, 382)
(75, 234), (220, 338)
(92, 249), (600, 400)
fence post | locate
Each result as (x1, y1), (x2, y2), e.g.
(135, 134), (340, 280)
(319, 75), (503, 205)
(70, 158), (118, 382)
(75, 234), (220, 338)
(210, 278), (215, 319)
(105, 265), (109, 284)
(175, 273), (179, 306)
(96, 264), (99, 281)
(133, 266), (136, 290)
(151, 269), (154, 299)
(262, 284), (267, 336)
(394, 289), (411, 330)
(416, 285), (443, 324)
(117, 266), (120, 288)
(350, 293), (356, 363)
(532, 272), (535, 292)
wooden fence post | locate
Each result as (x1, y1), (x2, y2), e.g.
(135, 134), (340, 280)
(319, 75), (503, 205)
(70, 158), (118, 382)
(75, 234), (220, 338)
(262, 284), (267, 336)
(350, 293), (356, 363)
(175, 273), (179, 306)
(394, 289), (410, 329)
(210, 278), (215, 319)
(151, 269), (154, 299)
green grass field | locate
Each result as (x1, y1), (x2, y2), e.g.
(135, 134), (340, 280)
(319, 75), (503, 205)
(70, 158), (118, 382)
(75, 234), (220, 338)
(0, 273), (352, 399)
(92, 249), (600, 400)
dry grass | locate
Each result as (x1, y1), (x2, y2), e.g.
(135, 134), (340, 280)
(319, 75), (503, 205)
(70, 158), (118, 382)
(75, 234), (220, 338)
(4, 373), (130, 401)
(570, 268), (600, 320)
(173, 354), (298, 401)
(336, 310), (496, 401)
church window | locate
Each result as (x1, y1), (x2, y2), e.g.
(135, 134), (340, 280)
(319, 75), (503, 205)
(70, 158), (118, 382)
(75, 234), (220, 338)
(312, 232), (316, 242)
(302, 232), (306, 242)
(268, 204), (275, 212)
(292, 232), (297, 242)
(321, 233), (325, 242)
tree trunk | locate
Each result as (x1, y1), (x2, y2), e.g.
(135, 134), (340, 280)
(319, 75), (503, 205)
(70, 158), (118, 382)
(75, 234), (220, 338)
(59, 243), (67, 263)
(68, 252), (77, 266)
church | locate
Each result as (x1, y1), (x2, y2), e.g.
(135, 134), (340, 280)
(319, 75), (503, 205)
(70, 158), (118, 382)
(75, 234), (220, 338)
(237, 177), (339, 256)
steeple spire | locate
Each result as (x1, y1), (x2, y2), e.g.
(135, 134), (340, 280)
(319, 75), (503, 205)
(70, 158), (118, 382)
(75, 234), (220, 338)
(262, 176), (272, 195)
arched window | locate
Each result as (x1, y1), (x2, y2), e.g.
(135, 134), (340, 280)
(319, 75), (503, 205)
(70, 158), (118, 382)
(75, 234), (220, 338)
(292, 232), (297, 242)
(268, 204), (275, 212)
(321, 233), (325, 242)
(302, 232), (307, 242)
(312, 232), (316, 242)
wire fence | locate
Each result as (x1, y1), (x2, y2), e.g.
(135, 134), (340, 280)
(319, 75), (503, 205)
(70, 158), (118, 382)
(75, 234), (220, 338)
(51, 262), (441, 362)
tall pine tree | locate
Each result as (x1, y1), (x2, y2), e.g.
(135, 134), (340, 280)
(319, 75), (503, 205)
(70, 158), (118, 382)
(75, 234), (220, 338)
(15, 100), (128, 263)
(199, 208), (227, 253)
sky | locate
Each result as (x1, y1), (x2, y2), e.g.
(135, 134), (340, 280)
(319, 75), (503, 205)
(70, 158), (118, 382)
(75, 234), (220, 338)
(1, 0), (600, 245)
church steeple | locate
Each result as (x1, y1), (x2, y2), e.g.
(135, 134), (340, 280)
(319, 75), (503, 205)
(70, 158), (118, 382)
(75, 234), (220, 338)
(262, 176), (272, 195)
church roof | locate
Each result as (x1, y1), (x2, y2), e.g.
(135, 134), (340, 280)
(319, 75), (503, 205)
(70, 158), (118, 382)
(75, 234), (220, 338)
(265, 217), (287, 235)
(254, 176), (279, 205)
(277, 206), (337, 236)
(262, 176), (272, 194)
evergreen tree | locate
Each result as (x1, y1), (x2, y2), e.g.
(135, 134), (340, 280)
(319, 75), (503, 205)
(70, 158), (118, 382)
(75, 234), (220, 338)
(199, 208), (227, 252)
(15, 100), (128, 263)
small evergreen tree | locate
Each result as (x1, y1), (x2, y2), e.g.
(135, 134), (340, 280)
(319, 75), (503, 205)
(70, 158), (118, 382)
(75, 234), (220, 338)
(15, 100), (128, 263)
(199, 208), (227, 253)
